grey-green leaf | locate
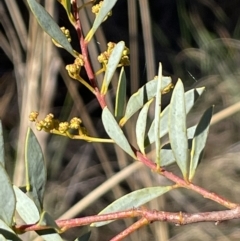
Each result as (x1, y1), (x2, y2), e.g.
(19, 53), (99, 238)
(91, 186), (173, 227)
(0, 121), (4, 167)
(59, 0), (75, 26)
(25, 128), (46, 212)
(102, 107), (136, 159)
(13, 186), (40, 224)
(155, 64), (163, 165)
(115, 67), (127, 121)
(26, 0), (75, 56)
(136, 99), (153, 154)
(0, 219), (21, 241)
(0, 164), (16, 226)
(101, 41), (125, 94)
(120, 77), (172, 126)
(37, 211), (62, 241)
(168, 79), (189, 179)
(160, 147), (175, 166)
(159, 125), (197, 166)
(38, 211), (60, 231)
(189, 106), (213, 181)
(187, 125), (197, 139)
(85, 0), (118, 42)
(146, 87), (205, 146)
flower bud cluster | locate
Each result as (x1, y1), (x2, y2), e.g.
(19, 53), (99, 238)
(52, 27), (71, 48)
(92, 1), (112, 21)
(60, 27), (71, 42)
(29, 112), (83, 135)
(98, 42), (130, 68)
(66, 55), (85, 76)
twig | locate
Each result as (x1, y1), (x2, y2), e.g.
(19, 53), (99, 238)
(71, 0), (106, 108)
(136, 151), (238, 209)
(15, 206), (240, 234)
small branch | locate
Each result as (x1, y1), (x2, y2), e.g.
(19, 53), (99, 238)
(72, 0), (96, 88)
(68, 72), (96, 94)
(15, 209), (139, 232)
(136, 151), (238, 209)
(15, 207), (240, 234)
(72, 0), (106, 108)
(110, 217), (149, 241)
(49, 129), (114, 143)
(161, 169), (238, 209)
(72, 135), (114, 143)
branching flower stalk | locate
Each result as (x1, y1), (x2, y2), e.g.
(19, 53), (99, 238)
(29, 112), (113, 143)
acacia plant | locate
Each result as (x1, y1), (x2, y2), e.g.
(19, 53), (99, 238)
(1, 0), (240, 241)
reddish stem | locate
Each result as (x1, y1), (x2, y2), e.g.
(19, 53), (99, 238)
(15, 206), (240, 234)
(72, 0), (106, 108)
(136, 151), (238, 209)
(72, 1), (95, 87)
(110, 217), (149, 241)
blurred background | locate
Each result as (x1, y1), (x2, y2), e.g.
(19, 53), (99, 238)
(1, 0), (240, 240)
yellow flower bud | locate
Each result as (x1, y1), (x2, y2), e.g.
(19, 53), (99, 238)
(59, 122), (69, 134)
(74, 56), (85, 67)
(66, 64), (80, 76)
(29, 111), (39, 122)
(70, 117), (82, 129)
(44, 113), (54, 123)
